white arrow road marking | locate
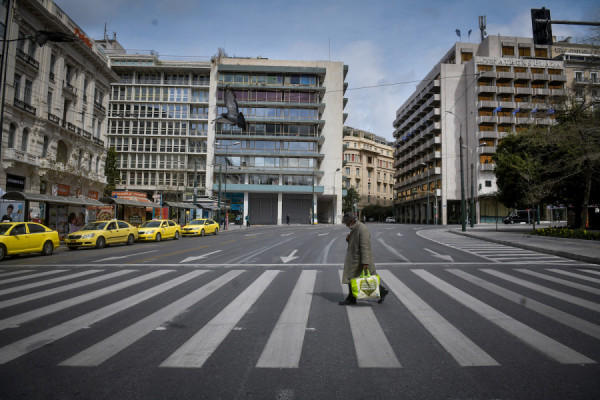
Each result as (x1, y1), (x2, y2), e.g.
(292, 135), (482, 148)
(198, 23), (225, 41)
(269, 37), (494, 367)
(93, 251), (158, 263)
(180, 250), (222, 263)
(281, 250), (299, 264)
(281, 233), (294, 236)
(317, 233), (329, 236)
(397, 232), (403, 237)
(423, 248), (454, 262)
(377, 238), (410, 262)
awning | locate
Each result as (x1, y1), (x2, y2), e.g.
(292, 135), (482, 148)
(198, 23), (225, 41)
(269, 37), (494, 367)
(196, 202), (224, 211)
(99, 197), (162, 208)
(2, 191), (103, 206)
(163, 201), (199, 210)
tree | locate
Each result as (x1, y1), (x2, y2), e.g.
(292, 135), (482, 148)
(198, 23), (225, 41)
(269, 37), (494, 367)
(103, 147), (120, 196)
(342, 187), (360, 214)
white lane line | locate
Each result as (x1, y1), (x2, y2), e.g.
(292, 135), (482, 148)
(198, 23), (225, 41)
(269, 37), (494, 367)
(414, 270), (595, 364)
(338, 271), (401, 368)
(93, 250), (158, 263)
(0, 270), (66, 284)
(516, 269), (600, 296)
(0, 271), (205, 365)
(0, 270), (102, 296)
(482, 270), (600, 312)
(161, 270), (280, 368)
(0, 270), (173, 330)
(378, 270), (498, 367)
(548, 269), (600, 284)
(318, 238), (337, 264)
(60, 270), (243, 366)
(449, 269), (600, 340)
(579, 269), (600, 276)
(0, 270), (33, 278)
(0, 270), (135, 309)
(376, 237), (410, 262)
(257, 270), (317, 368)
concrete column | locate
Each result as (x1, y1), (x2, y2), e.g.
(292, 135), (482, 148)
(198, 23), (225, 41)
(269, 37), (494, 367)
(243, 192), (248, 227)
(277, 192), (282, 225)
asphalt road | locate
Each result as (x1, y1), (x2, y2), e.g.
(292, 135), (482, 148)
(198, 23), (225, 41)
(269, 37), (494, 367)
(0, 223), (598, 399)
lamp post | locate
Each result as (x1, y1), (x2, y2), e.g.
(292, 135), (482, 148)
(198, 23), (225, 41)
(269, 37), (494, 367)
(467, 143), (487, 227)
(420, 162), (430, 224)
(192, 158), (198, 219)
(333, 167), (340, 223)
(215, 141), (239, 230)
(446, 111), (466, 232)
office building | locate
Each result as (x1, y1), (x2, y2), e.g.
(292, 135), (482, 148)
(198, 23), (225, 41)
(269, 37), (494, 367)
(342, 126), (394, 209)
(393, 35), (565, 225)
(98, 43), (348, 224)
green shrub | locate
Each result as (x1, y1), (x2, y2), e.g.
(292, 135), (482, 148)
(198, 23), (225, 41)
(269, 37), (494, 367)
(530, 226), (600, 240)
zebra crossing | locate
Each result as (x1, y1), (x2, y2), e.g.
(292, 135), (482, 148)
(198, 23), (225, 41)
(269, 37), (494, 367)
(417, 229), (583, 264)
(0, 266), (598, 369)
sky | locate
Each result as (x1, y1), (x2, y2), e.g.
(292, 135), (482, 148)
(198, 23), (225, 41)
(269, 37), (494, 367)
(55, 0), (599, 142)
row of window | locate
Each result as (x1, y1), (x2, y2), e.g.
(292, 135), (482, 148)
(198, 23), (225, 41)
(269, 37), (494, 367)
(343, 167), (394, 182)
(109, 121), (207, 136)
(216, 123), (318, 136)
(111, 137), (207, 153)
(343, 180), (394, 194)
(216, 140), (317, 152)
(214, 156), (316, 168)
(217, 89), (320, 104)
(217, 106), (319, 120)
(111, 86), (209, 102)
(117, 73), (210, 86)
(218, 73), (319, 87)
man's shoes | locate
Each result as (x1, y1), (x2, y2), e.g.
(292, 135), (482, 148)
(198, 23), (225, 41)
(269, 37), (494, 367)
(378, 288), (389, 304)
(338, 295), (356, 306)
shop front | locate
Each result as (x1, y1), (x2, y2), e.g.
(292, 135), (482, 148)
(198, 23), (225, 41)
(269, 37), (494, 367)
(99, 197), (161, 227)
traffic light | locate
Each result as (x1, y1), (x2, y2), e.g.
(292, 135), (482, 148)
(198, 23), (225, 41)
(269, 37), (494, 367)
(531, 8), (553, 45)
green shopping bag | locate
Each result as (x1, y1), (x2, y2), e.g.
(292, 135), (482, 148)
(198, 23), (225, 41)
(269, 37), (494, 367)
(351, 270), (381, 300)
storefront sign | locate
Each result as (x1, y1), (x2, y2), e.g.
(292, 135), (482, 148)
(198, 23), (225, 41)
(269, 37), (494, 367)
(53, 184), (71, 196)
(87, 190), (99, 200)
(6, 174), (25, 189)
(74, 27), (93, 49)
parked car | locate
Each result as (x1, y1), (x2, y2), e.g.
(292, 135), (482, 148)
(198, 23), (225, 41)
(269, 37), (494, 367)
(502, 210), (533, 224)
(182, 219), (219, 236)
(65, 220), (138, 249)
(0, 222), (60, 261)
(385, 217), (396, 223)
(137, 219), (181, 242)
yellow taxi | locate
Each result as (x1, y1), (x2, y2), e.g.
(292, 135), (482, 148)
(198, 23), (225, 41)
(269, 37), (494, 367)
(182, 218), (219, 236)
(137, 219), (181, 242)
(0, 222), (60, 261)
(65, 220), (138, 250)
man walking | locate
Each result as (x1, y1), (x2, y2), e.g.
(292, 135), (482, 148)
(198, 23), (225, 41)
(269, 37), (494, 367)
(339, 212), (389, 305)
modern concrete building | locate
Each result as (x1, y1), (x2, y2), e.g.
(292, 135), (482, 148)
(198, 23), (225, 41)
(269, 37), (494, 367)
(0, 0), (116, 218)
(97, 42), (348, 225)
(342, 126), (394, 209)
(393, 35), (565, 225)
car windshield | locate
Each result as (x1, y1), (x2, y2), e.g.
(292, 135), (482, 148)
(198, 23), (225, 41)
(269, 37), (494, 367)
(141, 220), (161, 228)
(82, 222), (108, 231)
(0, 224), (12, 235)
(189, 220), (205, 225)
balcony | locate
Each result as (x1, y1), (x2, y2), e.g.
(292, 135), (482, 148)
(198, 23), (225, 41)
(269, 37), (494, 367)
(477, 131), (499, 140)
(2, 148), (39, 167)
(514, 73), (532, 81)
(477, 85), (497, 94)
(516, 87), (533, 95)
(476, 101), (496, 109)
(497, 86), (515, 94)
(16, 48), (39, 70)
(480, 163), (495, 171)
(478, 146), (497, 155)
(94, 100), (106, 113)
(48, 113), (60, 124)
(63, 81), (77, 97)
(533, 88), (550, 96)
(533, 73), (550, 81)
(476, 116), (496, 124)
(13, 98), (36, 115)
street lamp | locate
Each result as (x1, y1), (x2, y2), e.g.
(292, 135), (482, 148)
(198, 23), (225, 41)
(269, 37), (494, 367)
(465, 142), (487, 227)
(446, 111), (466, 232)
(215, 141), (239, 230)
(420, 162), (430, 224)
(334, 168), (340, 223)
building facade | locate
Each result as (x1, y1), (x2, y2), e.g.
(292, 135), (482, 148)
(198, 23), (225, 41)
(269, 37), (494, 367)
(342, 126), (394, 209)
(1, 0), (115, 200)
(551, 40), (600, 107)
(98, 44), (348, 225)
(393, 35), (565, 225)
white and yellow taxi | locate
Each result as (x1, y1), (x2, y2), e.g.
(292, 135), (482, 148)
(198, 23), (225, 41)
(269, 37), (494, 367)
(65, 220), (138, 250)
(181, 218), (219, 236)
(0, 222), (60, 261)
(137, 219), (181, 242)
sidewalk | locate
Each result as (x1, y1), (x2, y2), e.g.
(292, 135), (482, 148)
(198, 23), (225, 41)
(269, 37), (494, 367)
(452, 223), (600, 266)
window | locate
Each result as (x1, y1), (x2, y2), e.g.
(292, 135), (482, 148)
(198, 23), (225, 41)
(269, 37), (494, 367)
(7, 123), (15, 148)
(27, 223), (46, 234)
(534, 48), (548, 58)
(42, 136), (49, 157)
(13, 74), (21, 99)
(518, 47), (531, 57)
(47, 91), (53, 114)
(21, 128), (29, 151)
(461, 51), (473, 62)
(49, 54), (56, 81)
(485, 180), (492, 187)
(590, 72), (598, 84)
(575, 71), (584, 82)
(502, 46), (515, 56)
(24, 79), (32, 104)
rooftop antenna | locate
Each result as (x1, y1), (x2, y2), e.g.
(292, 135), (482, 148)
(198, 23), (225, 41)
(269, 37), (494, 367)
(479, 15), (487, 41)
(104, 23), (108, 40)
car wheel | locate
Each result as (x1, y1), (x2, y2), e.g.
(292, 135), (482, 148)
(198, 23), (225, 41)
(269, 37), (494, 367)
(0, 244), (5, 261)
(510, 220), (514, 224)
(42, 241), (54, 256)
(200, 229), (205, 237)
(126, 234), (135, 245)
(95, 236), (106, 249)
(68, 246), (78, 250)
(155, 233), (162, 242)
(214, 228), (219, 235)
(174, 231), (180, 240)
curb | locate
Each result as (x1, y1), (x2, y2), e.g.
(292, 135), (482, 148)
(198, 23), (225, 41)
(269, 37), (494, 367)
(452, 231), (600, 266)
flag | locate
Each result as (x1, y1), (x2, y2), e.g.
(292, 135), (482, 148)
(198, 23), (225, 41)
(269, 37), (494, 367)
(493, 106), (502, 113)
(455, 29), (461, 38)
(547, 108), (555, 115)
(532, 107), (538, 113)
(512, 108), (520, 115)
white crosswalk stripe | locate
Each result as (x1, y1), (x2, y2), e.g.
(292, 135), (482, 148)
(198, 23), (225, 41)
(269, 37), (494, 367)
(418, 229), (582, 264)
(0, 266), (596, 369)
